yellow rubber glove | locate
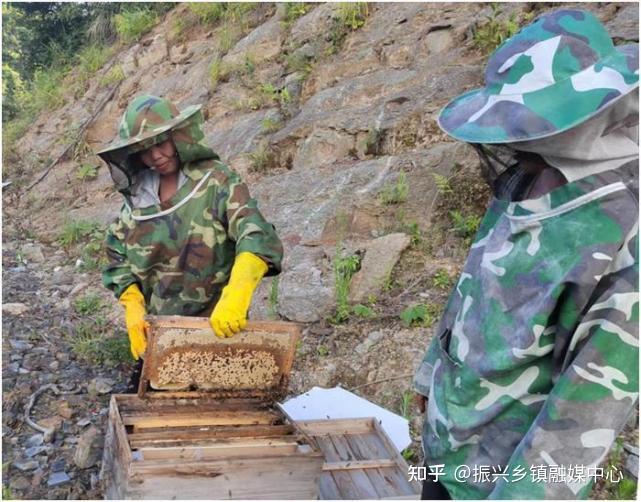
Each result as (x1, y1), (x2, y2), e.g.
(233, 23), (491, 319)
(119, 284), (149, 360)
(210, 252), (268, 338)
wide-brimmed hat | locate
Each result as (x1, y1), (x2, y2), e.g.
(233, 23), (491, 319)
(438, 9), (639, 144)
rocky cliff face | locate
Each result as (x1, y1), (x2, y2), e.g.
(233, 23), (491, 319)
(11, 2), (637, 323)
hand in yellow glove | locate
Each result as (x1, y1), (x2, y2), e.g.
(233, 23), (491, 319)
(119, 284), (149, 360)
(210, 252), (268, 338)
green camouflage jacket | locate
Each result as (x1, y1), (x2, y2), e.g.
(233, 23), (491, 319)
(100, 96), (283, 315)
(103, 159), (283, 315)
(414, 162), (639, 499)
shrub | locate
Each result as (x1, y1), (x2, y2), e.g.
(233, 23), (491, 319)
(473, 4), (519, 54)
(99, 65), (126, 86)
(400, 303), (438, 327)
(331, 252), (361, 323)
(76, 164), (99, 181)
(337, 3), (369, 30)
(379, 170), (409, 205)
(188, 2), (227, 24)
(450, 210), (481, 239)
(58, 220), (102, 247)
(114, 9), (158, 44)
(74, 293), (105, 315)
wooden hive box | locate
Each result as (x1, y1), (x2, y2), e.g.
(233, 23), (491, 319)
(100, 316), (324, 500)
(296, 418), (421, 500)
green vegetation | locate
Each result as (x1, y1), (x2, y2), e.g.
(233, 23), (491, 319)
(58, 220), (103, 247)
(261, 116), (283, 134)
(404, 220), (422, 246)
(74, 293), (106, 315)
(432, 269), (453, 290)
(603, 439), (637, 499)
(187, 2), (228, 24)
(268, 276), (279, 319)
(69, 320), (132, 366)
(330, 252), (361, 323)
(337, 3), (369, 30)
(114, 8), (158, 44)
(249, 142), (276, 173)
(432, 173), (453, 195)
(209, 57), (232, 90)
(77, 44), (113, 84)
(450, 210), (481, 240)
(352, 304), (375, 319)
(282, 3), (309, 28)
(76, 164), (99, 182)
(400, 303), (439, 328)
(399, 390), (413, 420)
(473, 3), (519, 54)
(365, 127), (384, 156)
(317, 345), (330, 357)
(379, 170), (409, 205)
(99, 65), (126, 86)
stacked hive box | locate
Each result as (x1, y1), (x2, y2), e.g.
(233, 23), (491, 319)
(100, 316), (323, 500)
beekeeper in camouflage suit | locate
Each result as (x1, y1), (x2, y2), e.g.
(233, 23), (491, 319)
(413, 9), (638, 500)
(97, 95), (283, 367)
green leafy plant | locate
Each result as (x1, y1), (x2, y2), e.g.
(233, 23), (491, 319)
(473, 4), (519, 54)
(614, 479), (638, 500)
(379, 170), (409, 205)
(31, 66), (67, 112)
(431, 173), (453, 195)
(399, 390), (413, 420)
(113, 8), (158, 44)
(249, 142), (276, 173)
(317, 345), (329, 357)
(331, 252), (361, 323)
(58, 220), (102, 247)
(77, 44), (113, 83)
(432, 269), (452, 290)
(404, 220), (421, 246)
(76, 164), (99, 181)
(450, 210), (481, 240)
(282, 3), (309, 28)
(209, 57), (232, 90)
(99, 65), (125, 86)
(337, 2), (369, 30)
(187, 2), (227, 24)
(69, 321), (132, 366)
(261, 116), (283, 134)
(285, 52), (314, 81)
(352, 304), (375, 319)
(268, 276), (279, 319)
(74, 293), (105, 315)
(400, 303), (438, 328)
(401, 447), (417, 462)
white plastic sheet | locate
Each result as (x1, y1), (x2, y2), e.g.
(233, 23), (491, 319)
(280, 386), (412, 451)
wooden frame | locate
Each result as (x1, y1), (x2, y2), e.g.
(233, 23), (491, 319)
(101, 394), (324, 500)
(138, 317), (301, 399)
(295, 418), (421, 500)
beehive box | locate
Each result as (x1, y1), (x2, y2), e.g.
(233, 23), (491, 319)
(296, 418), (421, 500)
(100, 316), (323, 500)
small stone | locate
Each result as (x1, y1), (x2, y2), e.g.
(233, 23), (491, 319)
(10, 475), (30, 491)
(31, 469), (44, 487)
(75, 258), (84, 269)
(13, 460), (39, 471)
(74, 426), (101, 469)
(9, 266), (26, 273)
(10, 354), (22, 361)
(2, 303), (29, 316)
(47, 471), (71, 487)
(90, 472), (98, 490)
(25, 434), (44, 447)
(70, 282), (88, 296)
(57, 401), (74, 420)
(624, 443), (639, 456)
(77, 418), (91, 427)
(56, 352), (70, 362)
(25, 446), (47, 458)
(8, 362), (20, 373)
(39, 416), (63, 432)
(49, 361), (60, 371)
(355, 330), (384, 354)
(625, 453), (639, 481)
(51, 458), (66, 471)
(9, 339), (33, 351)
(18, 367), (30, 374)
(21, 243), (45, 263)
(88, 377), (113, 395)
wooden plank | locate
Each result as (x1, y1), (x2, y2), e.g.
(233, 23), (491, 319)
(133, 434), (300, 450)
(347, 434), (400, 498)
(129, 424), (296, 447)
(371, 420), (421, 495)
(350, 433), (416, 496)
(101, 395), (133, 499)
(121, 410), (278, 428)
(115, 394), (269, 412)
(128, 455), (322, 499)
(295, 418), (374, 436)
(138, 441), (300, 461)
(330, 435), (379, 498)
(323, 459), (398, 471)
(146, 316), (302, 335)
(316, 436), (363, 499)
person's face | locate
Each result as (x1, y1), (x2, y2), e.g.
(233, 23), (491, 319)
(139, 138), (179, 176)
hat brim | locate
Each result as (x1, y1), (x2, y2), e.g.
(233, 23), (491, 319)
(96, 104), (202, 157)
(438, 44), (639, 144)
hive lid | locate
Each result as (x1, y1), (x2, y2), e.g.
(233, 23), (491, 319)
(138, 316), (300, 399)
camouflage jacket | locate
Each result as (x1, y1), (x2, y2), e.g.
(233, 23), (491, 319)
(414, 162), (639, 499)
(102, 160), (283, 316)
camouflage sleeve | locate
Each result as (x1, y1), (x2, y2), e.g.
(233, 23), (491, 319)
(215, 164), (283, 276)
(102, 206), (139, 299)
(489, 231), (639, 499)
